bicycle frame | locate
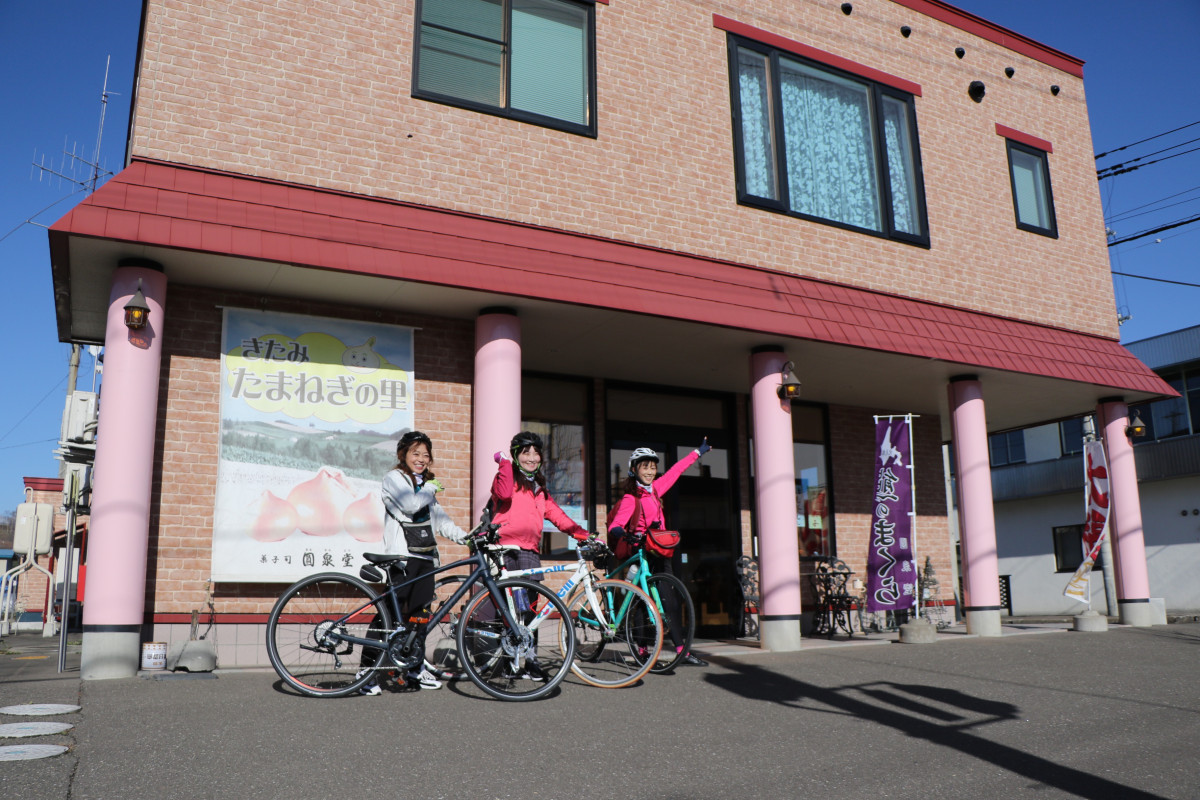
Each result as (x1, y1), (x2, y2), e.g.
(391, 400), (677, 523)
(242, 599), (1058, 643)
(491, 544), (631, 634)
(605, 548), (658, 603)
(324, 546), (521, 655)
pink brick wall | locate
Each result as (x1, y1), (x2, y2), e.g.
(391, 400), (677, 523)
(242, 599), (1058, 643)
(130, 0), (1116, 339)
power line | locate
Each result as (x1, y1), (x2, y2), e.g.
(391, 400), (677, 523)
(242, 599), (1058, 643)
(1097, 144), (1200, 179)
(0, 375), (67, 445)
(1111, 271), (1200, 289)
(1107, 214), (1200, 247)
(1095, 119), (1200, 160)
(1105, 184), (1200, 223)
(0, 438), (59, 452)
(1096, 135), (1200, 170)
(1105, 193), (1200, 226)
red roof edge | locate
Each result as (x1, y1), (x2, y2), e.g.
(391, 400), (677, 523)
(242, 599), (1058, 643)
(890, 0), (1085, 78)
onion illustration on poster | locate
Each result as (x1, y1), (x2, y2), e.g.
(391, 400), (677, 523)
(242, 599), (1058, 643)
(211, 309), (415, 582)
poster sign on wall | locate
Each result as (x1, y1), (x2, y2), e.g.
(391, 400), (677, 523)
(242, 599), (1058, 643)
(211, 309), (415, 582)
(866, 417), (917, 613)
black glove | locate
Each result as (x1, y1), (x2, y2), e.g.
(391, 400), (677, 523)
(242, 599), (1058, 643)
(698, 437), (711, 456)
(608, 526), (625, 541)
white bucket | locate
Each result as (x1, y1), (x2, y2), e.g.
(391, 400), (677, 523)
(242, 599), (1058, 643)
(141, 642), (167, 671)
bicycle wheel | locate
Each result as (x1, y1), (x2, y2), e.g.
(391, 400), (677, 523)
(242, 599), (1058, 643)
(266, 572), (393, 697)
(456, 577), (574, 701)
(426, 575), (470, 678)
(645, 572), (696, 673)
(563, 579), (663, 689)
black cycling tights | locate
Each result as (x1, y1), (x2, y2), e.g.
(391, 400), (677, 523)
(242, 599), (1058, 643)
(359, 559), (435, 671)
(645, 550), (686, 651)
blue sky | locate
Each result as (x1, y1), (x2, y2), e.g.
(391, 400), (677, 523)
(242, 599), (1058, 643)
(1, 0), (1198, 509)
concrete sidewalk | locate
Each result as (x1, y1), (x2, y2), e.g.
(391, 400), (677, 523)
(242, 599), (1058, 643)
(3, 622), (1199, 799)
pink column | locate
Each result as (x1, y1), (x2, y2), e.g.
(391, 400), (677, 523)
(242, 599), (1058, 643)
(948, 376), (1002, 636)
(473, 309), (522, 518)
(81, 262), (167, 679)
(750, 347), (801, 651)
(1097, 398), (1154, 626)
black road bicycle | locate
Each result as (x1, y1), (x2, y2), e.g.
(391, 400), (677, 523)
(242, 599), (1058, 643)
(266, 511), (575, 701)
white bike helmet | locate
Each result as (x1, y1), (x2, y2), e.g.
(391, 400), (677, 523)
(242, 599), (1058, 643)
(628, 447), (660, 475)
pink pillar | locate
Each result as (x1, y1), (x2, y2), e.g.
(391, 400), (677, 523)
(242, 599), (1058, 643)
(750, 347), (802, 651)
(81, 262), (167, 679)
(1097, 398), (1155, 626)
(473, 309), (522, 519)
(948, 376), (1002, 636)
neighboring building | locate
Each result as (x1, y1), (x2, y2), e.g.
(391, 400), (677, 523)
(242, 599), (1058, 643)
(993, 326), (1200, 615)
(44, 0), (1171, 678)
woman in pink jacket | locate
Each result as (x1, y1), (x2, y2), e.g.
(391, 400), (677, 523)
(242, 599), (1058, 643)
(492, 430), (589, 555)
(608, 438), (711, 667)
(490, 430), (588, 679)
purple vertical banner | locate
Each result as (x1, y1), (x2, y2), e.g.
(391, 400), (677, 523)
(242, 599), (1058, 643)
(866, 417), (916, 613)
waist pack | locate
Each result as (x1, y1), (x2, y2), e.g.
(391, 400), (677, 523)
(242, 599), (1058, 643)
(645, 528), (681, 558)
(401, 521), (437, 553)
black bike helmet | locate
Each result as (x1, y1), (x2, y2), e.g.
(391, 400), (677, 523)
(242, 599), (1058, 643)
(510, 430), (544, 458)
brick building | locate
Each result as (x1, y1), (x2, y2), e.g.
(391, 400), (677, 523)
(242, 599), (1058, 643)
(46, 0), (1170, 678)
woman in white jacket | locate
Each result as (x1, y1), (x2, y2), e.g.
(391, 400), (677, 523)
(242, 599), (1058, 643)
(360, 430), (468, 694)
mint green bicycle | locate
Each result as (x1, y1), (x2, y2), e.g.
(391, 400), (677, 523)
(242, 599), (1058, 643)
(604, 547), (695, 673)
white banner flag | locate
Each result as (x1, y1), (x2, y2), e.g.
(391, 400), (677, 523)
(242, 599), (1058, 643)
(1064, 440), (1111, 604)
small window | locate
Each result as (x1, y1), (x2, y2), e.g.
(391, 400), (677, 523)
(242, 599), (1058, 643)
(1059, 417), (1085, 456)
(988, 431), (1025, 467)
(1052, 524), (1084, 573)
(414, 0), (596, 136)
(1006, 139), (1057, 237)
(727, 37), (929, 245)
(1150, 373), (1189, 439)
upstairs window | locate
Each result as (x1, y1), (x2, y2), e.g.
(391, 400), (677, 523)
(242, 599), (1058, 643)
(728, 36), (928, 245)
(989, 430), (1026, 467)
(414, 0), (596, 136)
(1005, 139), (1057, 237)
(1059, 417), (1086, 456)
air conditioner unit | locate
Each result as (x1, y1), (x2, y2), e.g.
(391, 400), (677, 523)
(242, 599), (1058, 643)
(63, 464), (93, 514)
(61, 391), (98, 444)
(14, 502), (54, 556)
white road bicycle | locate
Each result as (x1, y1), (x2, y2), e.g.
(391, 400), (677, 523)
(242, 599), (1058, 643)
(428, 538), (663, 689)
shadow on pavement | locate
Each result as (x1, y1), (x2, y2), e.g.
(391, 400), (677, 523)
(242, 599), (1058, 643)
(705, 658), (1168, 800)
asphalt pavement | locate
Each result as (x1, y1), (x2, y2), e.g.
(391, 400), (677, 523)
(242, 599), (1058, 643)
(3, 622), (1199, 800)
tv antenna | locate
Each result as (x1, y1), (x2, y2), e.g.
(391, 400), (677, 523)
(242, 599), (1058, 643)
(32, 55), (120, 195)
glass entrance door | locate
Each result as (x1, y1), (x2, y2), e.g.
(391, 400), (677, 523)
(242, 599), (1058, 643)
(606, 387), (740, 638)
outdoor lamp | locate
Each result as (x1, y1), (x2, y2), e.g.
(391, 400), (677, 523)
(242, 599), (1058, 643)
(778, 361), (802, 401)
(1126, 412), (1147, 439)
(123, 279), (150, 329)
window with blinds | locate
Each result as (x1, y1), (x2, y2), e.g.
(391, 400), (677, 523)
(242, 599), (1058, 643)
(414, 0), (596, 136)
(1005, 139), (1058, 237)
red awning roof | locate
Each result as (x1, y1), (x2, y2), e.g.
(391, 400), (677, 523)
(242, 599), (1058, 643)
(49, 160), (1171, 397)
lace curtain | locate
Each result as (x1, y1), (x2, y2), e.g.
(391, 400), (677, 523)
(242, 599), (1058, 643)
(737, 49), (920, 236)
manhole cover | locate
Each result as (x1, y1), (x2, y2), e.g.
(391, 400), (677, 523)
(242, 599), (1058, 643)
(0, 721), (74, 738)
(0, 704), (81, 716)
(0, 744), (69, 761)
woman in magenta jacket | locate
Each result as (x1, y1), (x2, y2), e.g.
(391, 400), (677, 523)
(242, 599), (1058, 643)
(491, 430), (589, 579)
(608, 438), (711, 667)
